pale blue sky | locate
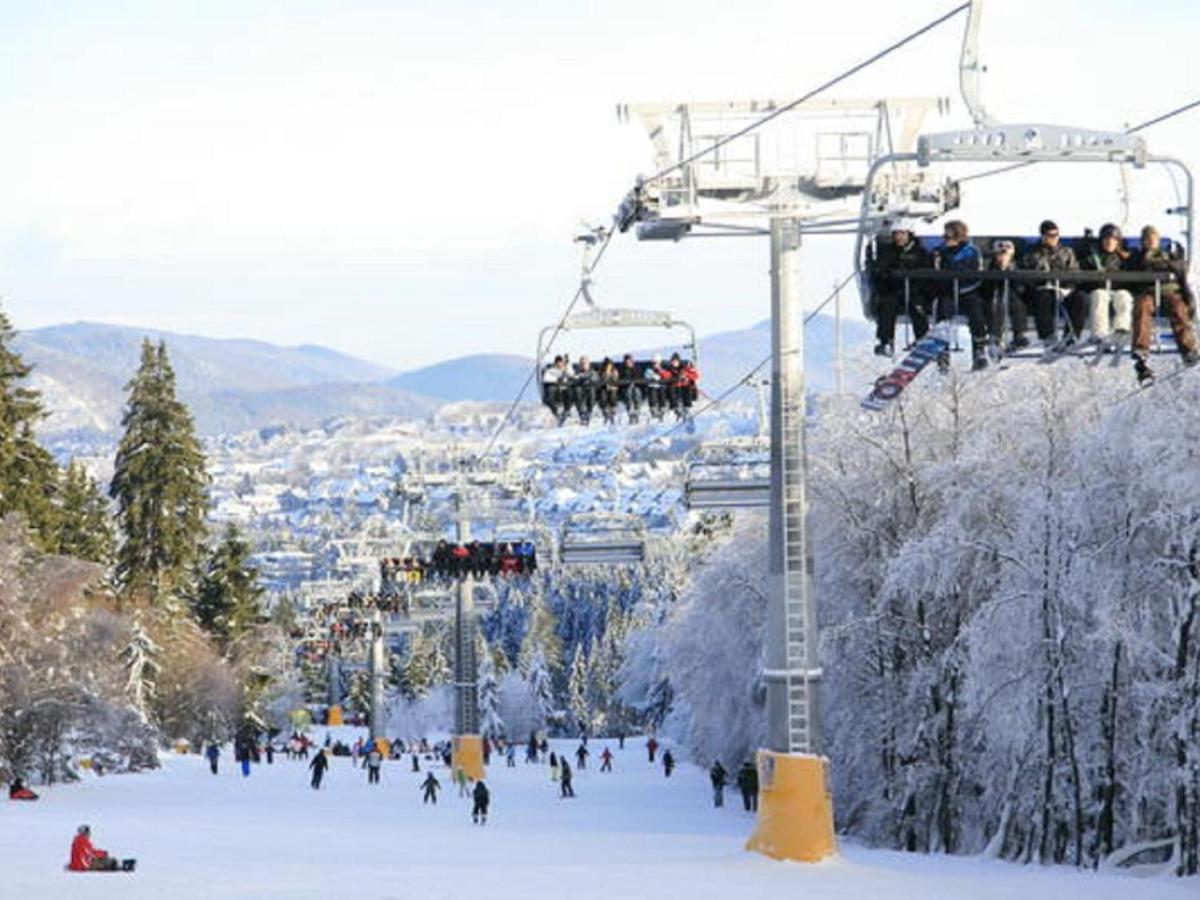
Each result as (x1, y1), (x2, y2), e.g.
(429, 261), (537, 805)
(0, 0), (1196, 368)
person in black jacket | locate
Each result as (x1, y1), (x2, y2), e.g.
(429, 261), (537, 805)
(421, 772), (441, 804)
(309, 750), (329, 790)
(617, 354), (644, 423)
(737, 761), (759, 812)
(709, 761), (727, 808)
(472, 780), (490, 824)
(869, 224), (933, 356)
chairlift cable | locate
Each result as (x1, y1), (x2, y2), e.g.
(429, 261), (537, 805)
(638, 3), (971, 188)
(478, 226), (619, 460)
(627, 272), (858, 455)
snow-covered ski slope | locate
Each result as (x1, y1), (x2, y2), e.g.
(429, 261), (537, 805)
(3, 735), (1191, 900)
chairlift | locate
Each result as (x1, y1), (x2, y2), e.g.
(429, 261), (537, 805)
(853, 0), (1195, 365)
(684, 437), (771, 509)
(536, 227), (700, 427)
(559, 511), (647, 565)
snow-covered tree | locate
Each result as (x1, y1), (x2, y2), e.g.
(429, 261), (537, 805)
(121, 616), (161, 716)
(568, 645), (590, 735)
(478, 644), (504, 739)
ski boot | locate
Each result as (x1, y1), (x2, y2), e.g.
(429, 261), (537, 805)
(874, 342), (892, 357)
(1133, 353), (1155, 387)
(937, 350), (951, 373)
(1183, 349), (1200, 368)
(121, 859), (137, 872)
(971, 344), (988, 372)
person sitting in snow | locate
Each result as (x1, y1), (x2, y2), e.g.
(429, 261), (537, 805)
(8, 778), (38, 800)
(67, 824), (132, 872)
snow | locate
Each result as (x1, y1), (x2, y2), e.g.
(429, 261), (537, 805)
(3, 733), (1193, 900)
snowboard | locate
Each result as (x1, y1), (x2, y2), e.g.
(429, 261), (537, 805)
(861, 334), (952, 411)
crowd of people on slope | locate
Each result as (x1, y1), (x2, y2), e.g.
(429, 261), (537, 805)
(869, 219), (1197, 382)
(541, 352), (700, 426)
(379, 539), (539, 584)
(26, 729), (764, 875)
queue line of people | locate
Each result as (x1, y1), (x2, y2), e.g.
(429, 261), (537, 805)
(869, 219), (1197, 383)
(541, 353), (699, 426)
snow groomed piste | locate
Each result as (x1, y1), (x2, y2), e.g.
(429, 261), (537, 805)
(4, 730), (1193, 900)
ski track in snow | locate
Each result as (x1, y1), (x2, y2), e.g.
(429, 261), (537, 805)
(2, 734), (1193, 900)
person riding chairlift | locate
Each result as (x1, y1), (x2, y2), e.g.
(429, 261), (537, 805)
(643, 355), (669, 420)
(868, 221), (933, 357)
(967, 239), (1016, 370)
(571, 355), (599, 425)
(1080, 223), (1132, 354)
(597, 358), (621, 425)
(1020, 219), (1082, 354)
(932, 220), (982, 367)
(541, 355), (570, 425)
(1130, 224), (1198, 384)
(617, 354), (645, 423)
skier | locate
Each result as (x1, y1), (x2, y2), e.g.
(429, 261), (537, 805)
(264, 742), (274, 765)
(931, 220), (982, 366)
(737, 761), (759, 812)
(559, 759), (575, 798)
(709, 761), (727, 808)
(1079, 223), (1132, 353)
(966, 239), (1016, 369)
(67, 825), (135, 872)
(1020, 219), (1082, 352)
(365, 746), (383, 785)
(236, 741), (251, 778)
(506, 743), (517, 768)
(8, 778), (38, 800)
(205, 743), (220, 775)
(454, 766), (470, 798)
(1130, 224), (1198, 385)
(575, 742), (589, 770)
(309, 749), (329, 790)
(526, 733), (539, 764)
(472, 780), (490, 825)
(549, 752), (560, 782)
(646, 736), (659, 764)
(599, 747), (613, 773)
(618, 730), (626, 750)
(482, 737), (491, 766)
(411, 752), (420, 773)
(421, 772), (441, 805)
(662, 750), (675, 778)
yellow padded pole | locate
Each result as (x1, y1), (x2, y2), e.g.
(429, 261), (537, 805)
(746, 751), (837, 862)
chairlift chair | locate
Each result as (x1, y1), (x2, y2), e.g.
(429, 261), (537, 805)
(536, 228), (700, 427)
(683, 437), (771, 509)
(559, 511), (647, 565)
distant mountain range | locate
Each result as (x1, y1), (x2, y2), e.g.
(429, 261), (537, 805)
(16, 315), (872, 440)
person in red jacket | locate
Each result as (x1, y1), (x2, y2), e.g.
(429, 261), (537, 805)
(68, 825), (118, 871)
(8, 778), (38, 800)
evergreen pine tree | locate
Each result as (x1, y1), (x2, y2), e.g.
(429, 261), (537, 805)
(190, 523), (263, 652)
(122, 615), (162, 717)
(525, 646), (555, 727)
(568, 644), (591, 735)
(56, 461), (116, 564)
(478, 643), (504, 739)
(519, 592), (563, 675)
(111, 340), (209, 599)
(0, 308), (61, 548)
